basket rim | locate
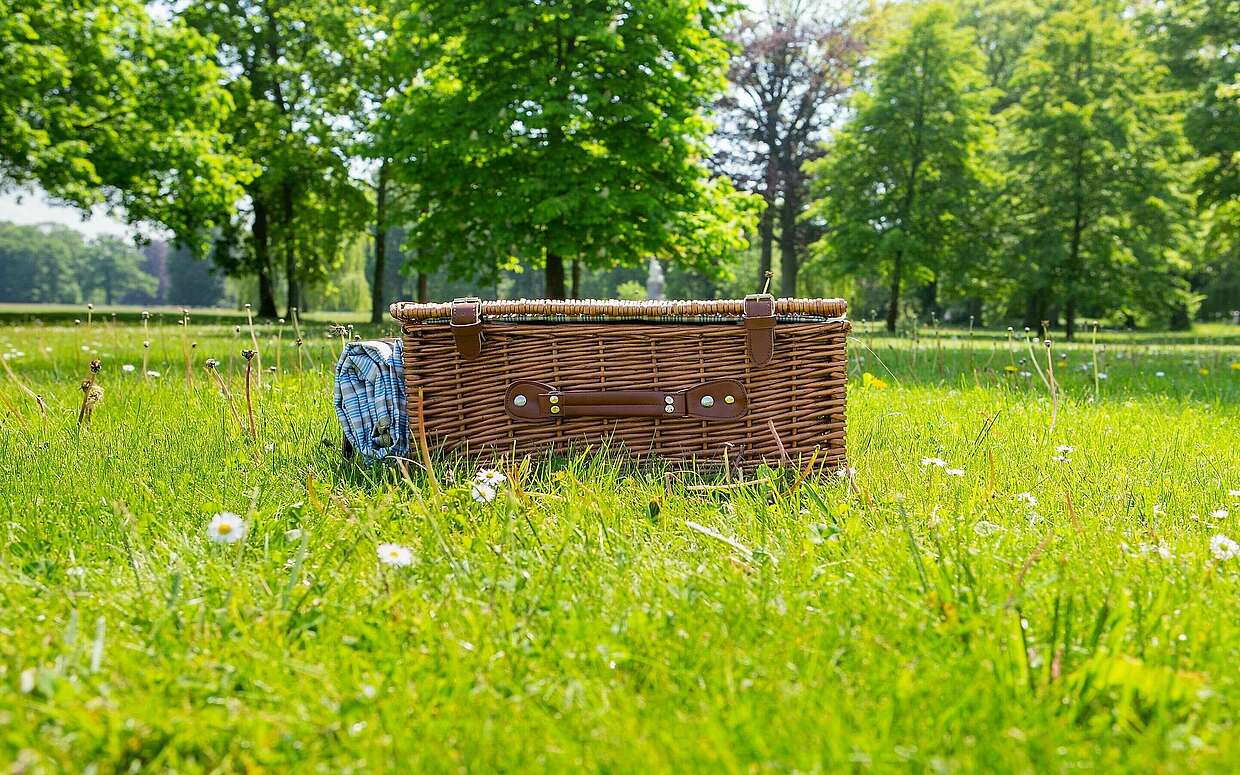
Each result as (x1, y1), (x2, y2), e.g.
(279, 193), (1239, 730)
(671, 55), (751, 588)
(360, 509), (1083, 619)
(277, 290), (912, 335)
(389, 296), (848, 323)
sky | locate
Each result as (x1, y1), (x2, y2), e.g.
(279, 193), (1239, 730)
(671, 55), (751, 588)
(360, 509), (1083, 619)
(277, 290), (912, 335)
(0, 187), (137, 239)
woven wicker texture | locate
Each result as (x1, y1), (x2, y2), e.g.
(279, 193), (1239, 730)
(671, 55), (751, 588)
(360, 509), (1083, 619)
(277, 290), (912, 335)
(399, 313), (849, 468)
(391, 297), (847, 322)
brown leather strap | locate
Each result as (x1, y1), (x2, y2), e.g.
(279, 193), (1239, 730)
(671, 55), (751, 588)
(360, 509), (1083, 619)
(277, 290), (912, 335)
(450, 297), (483, 359)
(743, 294), (776, 367)
(505, 379), (748, 421)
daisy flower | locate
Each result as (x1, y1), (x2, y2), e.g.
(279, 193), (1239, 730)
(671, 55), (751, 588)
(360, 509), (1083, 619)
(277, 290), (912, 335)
(1056, 445), (1075, 455)
(471, 482), (496, 504)
(945, 468), (966, 477)
(121, 364), (136, 373)
(1228, 489), (1239, 498)
(1052, 455), (1071, 464)
(377, 543), (413, 567)
(207, 512), (247, 544)
(973, 520), (1002, 537)
(1210, 509), (1230, 520)
(146, 370), (161, 378)
(1016, 492), (1037, 507)
(1210, 534), (1239, 562)
(1155, 371), (1166, 378)
(921, 457), (947, 468)
(834, 466), (857, 479)
(476, 468), (506, 486)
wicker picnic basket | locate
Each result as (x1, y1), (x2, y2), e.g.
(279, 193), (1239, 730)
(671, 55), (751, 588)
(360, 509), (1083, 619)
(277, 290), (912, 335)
(389, 295), (850, 469)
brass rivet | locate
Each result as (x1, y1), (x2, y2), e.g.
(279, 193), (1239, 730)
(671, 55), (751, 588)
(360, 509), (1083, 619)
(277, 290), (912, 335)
(550, 406), (560, 415)
(700, 395), (715, 408)
(513, 394), (528, 407)
(724, 395), (735, 404)
(549, 395), (559, 404)
(664, 405), (674, 414)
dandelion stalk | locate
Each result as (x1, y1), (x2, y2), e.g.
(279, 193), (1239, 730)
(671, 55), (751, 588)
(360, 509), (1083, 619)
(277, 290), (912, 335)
(180, 309), (194, 389)
(1044, 339), (1059, 434)
(141, 310), (150, 381)
(242, 349), (257, 442)
(77, 359), (103, 428)
(244, 303), (263, 395)
(291, 307), (303, 372)
(1, 355), (48, 418)
(205, 359), (245, 433)
(1091, 324), (1100, 401)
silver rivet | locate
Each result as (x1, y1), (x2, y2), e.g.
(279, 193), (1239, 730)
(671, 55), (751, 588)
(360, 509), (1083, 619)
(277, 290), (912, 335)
(513, 394), (528, 407)
(724, 395), (735, 405)
(664, 395), (674, 405)
(551, 406), (560, 415)
(700, 395), (715, 408)
(549, 395), (559, 404)
(664, 405), (674, 414)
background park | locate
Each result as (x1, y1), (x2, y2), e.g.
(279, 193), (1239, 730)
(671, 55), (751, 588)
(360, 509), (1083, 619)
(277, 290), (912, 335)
(1, 0), (1239, 771)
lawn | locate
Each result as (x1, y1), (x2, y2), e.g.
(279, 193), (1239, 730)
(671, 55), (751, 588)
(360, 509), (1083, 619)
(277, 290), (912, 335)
(1, 312), (1238, 772)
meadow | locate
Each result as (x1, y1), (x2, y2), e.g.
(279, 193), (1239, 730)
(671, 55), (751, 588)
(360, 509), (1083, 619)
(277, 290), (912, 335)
(1, 310), (1238, 772)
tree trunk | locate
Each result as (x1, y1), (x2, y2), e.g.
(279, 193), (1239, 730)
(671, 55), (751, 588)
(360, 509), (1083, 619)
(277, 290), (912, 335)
(545, 252), (566, 299)
(252, 197), (278, 318)
(919, 278), (940, 321)
(370, 161), (389, 324)
(758, 198), (775, 291)
(1065, 296), (1077, 341)
(282, 182), (299, 320)
(417, 271), (429, 303)
(571, 258), (581, 299)
(778, 190), (799, 297)
(886, 251), (903, 333)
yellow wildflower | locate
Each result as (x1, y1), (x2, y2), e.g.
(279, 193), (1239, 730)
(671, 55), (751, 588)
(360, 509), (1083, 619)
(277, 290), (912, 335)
(863, 372), (889, 389)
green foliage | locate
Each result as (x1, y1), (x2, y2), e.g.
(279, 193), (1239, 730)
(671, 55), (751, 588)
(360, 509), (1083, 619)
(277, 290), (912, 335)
(805, 2), (997, 330)
(383, 0), (762, 296)
(0, 222), (154, 305)
(1002, 0), (1195, 335)
(0, 0), (253, 245)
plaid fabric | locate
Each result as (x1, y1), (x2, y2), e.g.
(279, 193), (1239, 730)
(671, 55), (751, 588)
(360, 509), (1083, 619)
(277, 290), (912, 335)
(334, 339), (408, 463)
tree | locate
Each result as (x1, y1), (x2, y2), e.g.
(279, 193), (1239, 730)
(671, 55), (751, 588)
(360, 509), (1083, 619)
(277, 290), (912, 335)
(0, 0), (251, 245)
(383, 0), (761, 299)
(805, 3), (996, 331)
(79, 236), (157, 305)
(179, 0), (368, 317)
(715, 0), (866, 295)
(0, 222), (87, 304)
(1003, 0), (1194, 338)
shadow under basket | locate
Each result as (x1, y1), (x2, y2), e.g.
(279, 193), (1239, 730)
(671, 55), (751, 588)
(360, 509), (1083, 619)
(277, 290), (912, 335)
(390, 296), (850, 470)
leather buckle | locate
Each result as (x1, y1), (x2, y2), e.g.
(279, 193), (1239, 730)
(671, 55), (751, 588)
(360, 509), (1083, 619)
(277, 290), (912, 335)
(450, 297), (484, 359)
(743, 294), (776, 367)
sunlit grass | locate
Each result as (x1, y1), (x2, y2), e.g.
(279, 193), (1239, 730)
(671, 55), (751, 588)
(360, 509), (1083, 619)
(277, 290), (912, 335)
(1, 318), (1238, 771)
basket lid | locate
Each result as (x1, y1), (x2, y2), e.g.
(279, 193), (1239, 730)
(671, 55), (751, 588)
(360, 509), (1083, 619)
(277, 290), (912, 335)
(389, 296), (848, 323)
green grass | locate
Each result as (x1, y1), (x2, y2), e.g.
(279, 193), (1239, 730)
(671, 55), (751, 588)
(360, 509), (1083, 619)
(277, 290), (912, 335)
(1, 317), (1238, 772)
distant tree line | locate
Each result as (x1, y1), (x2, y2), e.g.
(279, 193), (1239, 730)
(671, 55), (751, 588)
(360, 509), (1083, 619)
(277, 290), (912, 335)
(0, 0), (1235, 333)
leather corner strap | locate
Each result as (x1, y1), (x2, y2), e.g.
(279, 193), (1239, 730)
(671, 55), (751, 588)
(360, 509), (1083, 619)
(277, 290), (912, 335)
(505, 379), (748, 421)
(743, 294), (776, 367)
(449, 295), (777, 366)
(451, 297), (483, 359)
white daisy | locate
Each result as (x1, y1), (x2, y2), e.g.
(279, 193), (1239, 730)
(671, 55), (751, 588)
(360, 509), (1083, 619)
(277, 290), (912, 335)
(835, 466), (857, 479)
(1155, 371), (1166, 377)
(475, 468), (506, 486)
(1056, 445), (1075, 455)
(973, 520), (1002, 537)
(1016, 492), (1037, 507)
(377, 543), (413, 567)
(121, 364), (136, 373)
(1229, 489), (1240, 498)
(1210, 534), (1239, 562)
(1210, 509), (1230, 520)
(471, 482), (496, 504)
(921, 457), (947, 468)
(146, 370), (161, 378)
(207, 512), (247, 544)
(1052, 455), (1071, 464)
(945, 468), (966, 477)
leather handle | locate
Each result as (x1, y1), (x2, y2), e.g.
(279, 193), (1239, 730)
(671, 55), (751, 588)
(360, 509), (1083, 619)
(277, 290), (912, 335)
(505, 379), (748, 421)
(743, 294), (776, 367)
(451, 297), (483, 359)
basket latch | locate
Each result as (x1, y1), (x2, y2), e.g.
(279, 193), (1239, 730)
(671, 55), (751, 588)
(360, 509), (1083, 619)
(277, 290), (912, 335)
(743, 294), (776, 367)
(450, 297), (484, 359)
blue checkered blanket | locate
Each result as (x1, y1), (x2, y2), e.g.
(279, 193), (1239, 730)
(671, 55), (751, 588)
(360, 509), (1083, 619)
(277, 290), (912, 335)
(334, 339), (408, 463)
